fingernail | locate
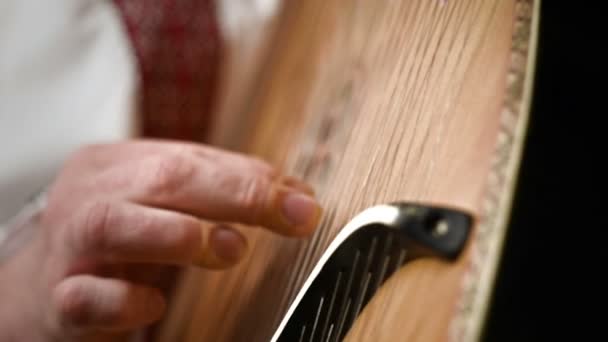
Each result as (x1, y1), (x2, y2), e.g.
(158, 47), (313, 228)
(281, 192), (321, 232)
(210, 227), (247, 263)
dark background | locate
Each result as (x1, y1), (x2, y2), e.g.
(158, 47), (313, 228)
(481, 2), (603, 341)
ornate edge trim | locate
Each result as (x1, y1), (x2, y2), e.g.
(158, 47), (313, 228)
(450, 1), (541, 341)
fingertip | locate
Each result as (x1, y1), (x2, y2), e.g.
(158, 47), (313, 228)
(280, 192), (323, 236)
(210, 225), (247, 264)
(193, 224), (248, 269)
(257, 186), (323, 237)
(52, 277), (92, 330)
(51, 276), (166, 334)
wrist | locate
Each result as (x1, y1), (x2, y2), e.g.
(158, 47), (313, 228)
(0, 188), (56, 341)
(0, 188), (47, 263)
(0, 236), (51, 341)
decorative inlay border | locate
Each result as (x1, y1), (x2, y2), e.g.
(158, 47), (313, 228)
(450, 1), (540, 341)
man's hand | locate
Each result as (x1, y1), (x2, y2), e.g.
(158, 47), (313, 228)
(0, 140), (321, 341)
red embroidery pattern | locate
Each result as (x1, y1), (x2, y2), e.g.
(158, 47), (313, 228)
(112, 0), (222, 142)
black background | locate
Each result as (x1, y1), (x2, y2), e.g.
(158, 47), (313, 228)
(481, 2), (603, 341)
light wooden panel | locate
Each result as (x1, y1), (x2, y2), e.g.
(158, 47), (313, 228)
(157, 0), (539, 341)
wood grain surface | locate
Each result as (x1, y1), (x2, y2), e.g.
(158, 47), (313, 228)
(157, 0), (539, 341)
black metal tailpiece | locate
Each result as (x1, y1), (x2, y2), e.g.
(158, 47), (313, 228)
(271, 202), (472, 342)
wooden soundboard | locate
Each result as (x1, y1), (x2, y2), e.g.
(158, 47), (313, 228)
(157, 0), (540, 341)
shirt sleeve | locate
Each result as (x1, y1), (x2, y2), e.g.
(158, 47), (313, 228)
(0, 0), (137, 225)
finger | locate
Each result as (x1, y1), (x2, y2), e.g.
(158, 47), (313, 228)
(194, 223), (247, 269)
(164, 143), (308, 193)
(70, 201), (247, 267)
(77, 140), (276, 177)
(70, 201), (200, 265)
(88, 140), (313, 206)
(112, 154), (322, 236)
(80, 139), (316, 212)
(52, 275), (165, 333)
(94, 264), (179, 300)
(64, 140), (181, 177)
